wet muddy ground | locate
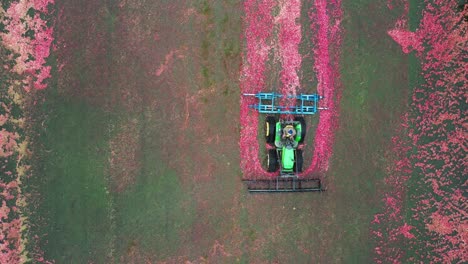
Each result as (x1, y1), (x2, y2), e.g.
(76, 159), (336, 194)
(0, 0), (466, 263)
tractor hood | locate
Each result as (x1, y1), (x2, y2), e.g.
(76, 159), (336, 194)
(282, 147), (295, 170)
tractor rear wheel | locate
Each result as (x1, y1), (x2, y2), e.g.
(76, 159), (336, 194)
(267, 149), (278, 172)
(294, 149), (303, 173)
(265, 116), (276, 145)
(295, 116), (306, 144)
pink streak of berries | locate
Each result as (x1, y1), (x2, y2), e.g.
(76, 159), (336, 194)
(372, 0), (467, 262)
(239, 0), (276, 179)
(1, 0), (55, 91)
(0, 0), (54, 263)
(278, 0), (301, 106)
(303, 0), (342, 174)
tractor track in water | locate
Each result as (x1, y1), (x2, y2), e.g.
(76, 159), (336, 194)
(240, 0), (342, 179)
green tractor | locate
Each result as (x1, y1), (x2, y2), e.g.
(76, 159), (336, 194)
(242, 92), (324, 192)
(265, 116), (306, 175)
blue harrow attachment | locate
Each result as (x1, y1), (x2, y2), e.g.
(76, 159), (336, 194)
(243, 92), (327, 115)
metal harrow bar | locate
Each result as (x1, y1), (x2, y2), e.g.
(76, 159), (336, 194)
(243, 92), (327, 115)
(243, 177), (323, 193)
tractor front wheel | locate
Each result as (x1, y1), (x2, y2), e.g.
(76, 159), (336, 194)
(267, 149), (278, 172)
(265, 116), (276, 145)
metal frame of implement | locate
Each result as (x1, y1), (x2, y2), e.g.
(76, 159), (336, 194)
(243, 177), (323, 193)
(243, 92), (327, 115)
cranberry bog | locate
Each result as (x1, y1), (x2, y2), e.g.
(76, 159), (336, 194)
(0, 0), (466, 263)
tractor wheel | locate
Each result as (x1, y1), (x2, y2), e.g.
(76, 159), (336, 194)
(265, 116), (276, 144)
(294, 149), (303, 173)
(266, 149), (278, 172)
(295, 116), (306, 144)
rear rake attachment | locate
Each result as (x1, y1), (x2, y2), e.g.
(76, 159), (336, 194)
(243, 177), (323, 193)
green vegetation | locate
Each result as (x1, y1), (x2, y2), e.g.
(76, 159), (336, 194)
(331, 0), (412, 262)
(196, 0), (241, 91)
(115, 144), (196, 258)
(28, 95), (114, 263)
